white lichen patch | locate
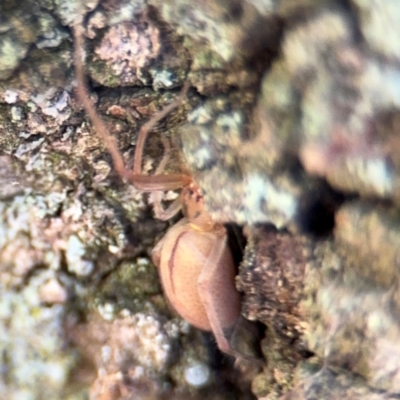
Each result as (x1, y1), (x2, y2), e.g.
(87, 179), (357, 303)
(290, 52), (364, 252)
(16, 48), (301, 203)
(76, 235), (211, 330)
(187, 104), (214, 125)
(134, 313), (171, 369)
(364, 63), (400, 109)
(98, 303), (116, 321)
(54, 0), (99, 26)
(0, 36), (30, 80)
(244, 174), (297, 226)
(31, 91), (71, 124)
(152, 69), (176, 89)
(184, 361), (211, 387)
(346, 157), (393, 197)
(0, 271), (75, 399)
(0, 194), (63, 285)
(14, 138), (45, 160)
(10, 106), (24, 122)
(87, 10), (107, 38)
(216, 111), (243, 135)
(193, 146), (213, 169)
(107, 0), (145, 26)
(355, 0), (400, 60)
(36, 25), (69, 50)
(103, 312), (174, 372)
(3, 90), (18, 104)
(66, 235), (94, 277)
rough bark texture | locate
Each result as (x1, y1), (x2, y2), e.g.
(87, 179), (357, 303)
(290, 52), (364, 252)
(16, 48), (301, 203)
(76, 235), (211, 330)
(1, 0), (400, 399)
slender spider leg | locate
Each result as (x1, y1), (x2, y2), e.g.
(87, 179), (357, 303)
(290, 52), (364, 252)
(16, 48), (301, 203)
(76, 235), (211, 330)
(133, 82), (190, 175)
(151, 136), (183, 220)
(197, 232), (242, 356)
(130, 81), (191, 193)
(153, 196), (182, 220)
(156, 136), (172, 174)
(73, 24), (126, 179)
(73, 23), (191, 192)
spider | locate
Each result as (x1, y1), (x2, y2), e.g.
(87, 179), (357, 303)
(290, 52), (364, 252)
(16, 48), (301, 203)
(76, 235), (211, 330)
(73, 23), (243, 358)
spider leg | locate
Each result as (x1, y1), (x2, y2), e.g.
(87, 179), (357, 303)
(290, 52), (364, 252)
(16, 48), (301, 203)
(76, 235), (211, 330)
(73, 22), (190, 193)
(149, 135), (183, 220)
(73, 24), (126, 178)
(197, 232), (241, 357)
(152, 195), (182, 220)
(133, 82), (190, 175)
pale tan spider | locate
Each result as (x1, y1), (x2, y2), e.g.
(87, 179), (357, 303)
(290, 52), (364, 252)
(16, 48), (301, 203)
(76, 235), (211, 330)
(73, 23), (244, 358)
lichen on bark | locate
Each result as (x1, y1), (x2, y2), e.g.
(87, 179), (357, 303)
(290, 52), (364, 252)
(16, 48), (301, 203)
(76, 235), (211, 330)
(1, 0), (400, 399)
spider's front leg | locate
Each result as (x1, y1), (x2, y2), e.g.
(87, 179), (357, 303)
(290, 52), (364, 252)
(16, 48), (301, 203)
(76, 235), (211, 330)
(197, 229), (242, 356)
